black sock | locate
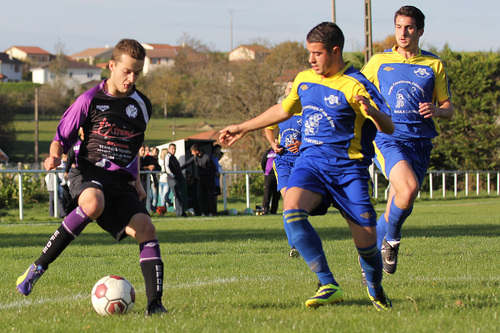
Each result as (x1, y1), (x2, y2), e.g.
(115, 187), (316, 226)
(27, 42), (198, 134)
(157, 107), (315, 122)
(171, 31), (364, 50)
(140, 259), (164, 305)
(35, 225), (75, 269)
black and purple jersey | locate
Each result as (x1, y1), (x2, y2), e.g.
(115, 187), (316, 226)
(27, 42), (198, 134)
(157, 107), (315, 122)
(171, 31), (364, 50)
(53, 80), (152, 180)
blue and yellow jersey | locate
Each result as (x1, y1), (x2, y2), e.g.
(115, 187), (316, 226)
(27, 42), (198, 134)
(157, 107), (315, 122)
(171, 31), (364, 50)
(361, 46), (451, 140)
(266, 113), (302, 163)
(281, 62), (390, 170)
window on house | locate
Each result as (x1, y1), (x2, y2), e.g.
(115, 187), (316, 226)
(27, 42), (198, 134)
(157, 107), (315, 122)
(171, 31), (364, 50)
(87, 72), (93, 78)
(69, 72), (73, 78)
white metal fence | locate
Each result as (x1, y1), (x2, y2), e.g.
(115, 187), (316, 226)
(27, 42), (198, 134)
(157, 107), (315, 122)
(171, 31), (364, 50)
(1, 169), (499, 220)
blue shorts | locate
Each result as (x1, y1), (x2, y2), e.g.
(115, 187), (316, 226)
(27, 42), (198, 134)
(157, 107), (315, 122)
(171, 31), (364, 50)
(274, 157), (296, 192)
(374, 138), (433, 187)
(287, 157), (377, 227)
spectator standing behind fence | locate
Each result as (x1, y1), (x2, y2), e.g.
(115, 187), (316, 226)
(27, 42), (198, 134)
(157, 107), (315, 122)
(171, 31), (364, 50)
(181, 144), (216, 216)
(156, 148), (171, 215)
(139, 144), (160, 209)
(149, 147), (161, 210)
(260, 147), (280, 215)
(361, 5), (454, 275)
(164, 143), (187, 217)
(211, 144), (223, 211)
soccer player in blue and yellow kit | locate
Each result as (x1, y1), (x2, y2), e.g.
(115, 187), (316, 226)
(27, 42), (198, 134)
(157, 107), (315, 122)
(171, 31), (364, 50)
(264, 79), (302, 258)
(362, 6), (454, 275)
(220, 22), (395, 311)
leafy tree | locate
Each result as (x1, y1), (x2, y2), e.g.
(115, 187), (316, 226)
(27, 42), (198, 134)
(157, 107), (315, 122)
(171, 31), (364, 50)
(372, 35), (397, 53)
(0, 93), (16, 154)
(431, 49), (500, 171)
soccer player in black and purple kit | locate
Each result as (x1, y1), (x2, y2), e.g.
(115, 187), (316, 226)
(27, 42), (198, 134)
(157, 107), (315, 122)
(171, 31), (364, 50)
(16, 39), (167, 316)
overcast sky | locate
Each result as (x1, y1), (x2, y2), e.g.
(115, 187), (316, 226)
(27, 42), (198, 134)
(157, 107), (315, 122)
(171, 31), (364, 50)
(0, 0), (497, 55)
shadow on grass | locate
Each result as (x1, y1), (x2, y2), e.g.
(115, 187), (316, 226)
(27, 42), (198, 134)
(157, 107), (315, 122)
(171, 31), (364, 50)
(1, 217), (499, 249)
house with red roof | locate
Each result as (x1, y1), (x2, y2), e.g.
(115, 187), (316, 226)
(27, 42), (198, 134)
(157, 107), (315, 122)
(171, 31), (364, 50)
(4, 46), (54, 67)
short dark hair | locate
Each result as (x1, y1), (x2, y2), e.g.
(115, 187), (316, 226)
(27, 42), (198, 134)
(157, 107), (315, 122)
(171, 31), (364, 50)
(306, 22), (345, 53)
(395, 6), (425, 31)
(190, 144), (199, 152)
(169, 143), (176, 148)
(111, 39), (146, 62)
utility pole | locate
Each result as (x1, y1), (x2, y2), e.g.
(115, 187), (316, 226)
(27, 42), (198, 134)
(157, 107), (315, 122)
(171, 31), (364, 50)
(364, 0), (373, 63)
(34, 87), (39, 165)
(229, 9), (234, 51)
(331, 0), (336, 23)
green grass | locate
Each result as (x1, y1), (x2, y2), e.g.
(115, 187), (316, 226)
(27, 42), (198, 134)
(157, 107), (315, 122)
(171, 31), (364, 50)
(1, 198), (499, 332)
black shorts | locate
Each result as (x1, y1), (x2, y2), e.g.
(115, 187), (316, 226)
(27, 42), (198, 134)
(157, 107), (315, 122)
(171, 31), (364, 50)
(68, 161), (149, 241)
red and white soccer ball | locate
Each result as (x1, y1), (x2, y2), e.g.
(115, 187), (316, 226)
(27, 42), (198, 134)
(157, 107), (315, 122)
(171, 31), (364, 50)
(91, 275), (135, 315)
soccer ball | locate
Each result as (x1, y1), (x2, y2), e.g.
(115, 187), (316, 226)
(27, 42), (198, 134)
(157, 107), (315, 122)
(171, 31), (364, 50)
(91, 275), (135, 315)
(228, 208), (238, 216)
(243, 208), (254, 215)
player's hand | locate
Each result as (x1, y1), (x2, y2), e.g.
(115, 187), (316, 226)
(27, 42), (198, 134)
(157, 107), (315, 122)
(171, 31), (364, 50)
(272, 139), (285, 155)
(219, 125), (245, 146)
(419, 102), (439, 118)
(354, 95), (376, 116)
(44, 156), (61, 171)
(285, 139), (301, 154)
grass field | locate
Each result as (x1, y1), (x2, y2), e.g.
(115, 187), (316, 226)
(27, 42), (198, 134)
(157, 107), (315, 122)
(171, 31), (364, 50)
(1, 197), (499, 332)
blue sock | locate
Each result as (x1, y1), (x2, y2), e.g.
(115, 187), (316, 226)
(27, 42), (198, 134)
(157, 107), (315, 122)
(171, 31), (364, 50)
(284, 209), (336, 286)
(358, 243), (382, 297)
(387, 198), (413, 242)
(282, 213), (294, 248)
(376, 214), (387, 250)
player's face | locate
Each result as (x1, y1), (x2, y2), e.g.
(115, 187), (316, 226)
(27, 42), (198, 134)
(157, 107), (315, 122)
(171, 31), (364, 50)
(168, 145), (176, 155)
(306, 42), (335, 77)
(395, 15), (423, 51)
(108, 53), (144, 97)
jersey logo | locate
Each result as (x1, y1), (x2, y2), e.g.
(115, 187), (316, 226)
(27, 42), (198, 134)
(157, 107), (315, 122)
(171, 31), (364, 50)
(360, 212), (372, 219)
(324, 94), (340, 108)
(126, 104), (138, 118)
(96, 105), (110, 112)
(395, 87), (417, 108)
(304, 113), (323, 136)
(300, 84), (309, 91)
(383, 66), (395, 72)
(414, 67), (431, 78)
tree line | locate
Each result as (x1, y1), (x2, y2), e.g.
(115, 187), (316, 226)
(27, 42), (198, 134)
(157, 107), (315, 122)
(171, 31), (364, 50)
(0, 40), (499, 171)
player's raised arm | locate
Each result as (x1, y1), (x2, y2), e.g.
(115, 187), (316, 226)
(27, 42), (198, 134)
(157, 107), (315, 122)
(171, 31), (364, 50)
(219, 104), (292, 146)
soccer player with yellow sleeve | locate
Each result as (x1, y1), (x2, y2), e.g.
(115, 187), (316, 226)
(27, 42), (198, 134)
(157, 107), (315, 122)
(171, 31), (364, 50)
(362, 5), (454, 275)
(220, 22), (395, 311)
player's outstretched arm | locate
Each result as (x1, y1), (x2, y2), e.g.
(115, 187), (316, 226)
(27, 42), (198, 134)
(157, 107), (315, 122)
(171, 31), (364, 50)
(354, 95), (394, 135)
(219, 104), (291, 146)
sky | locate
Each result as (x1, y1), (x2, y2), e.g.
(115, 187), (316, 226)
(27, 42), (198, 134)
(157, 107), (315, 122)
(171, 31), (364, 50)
(0, 0), (498, 56)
